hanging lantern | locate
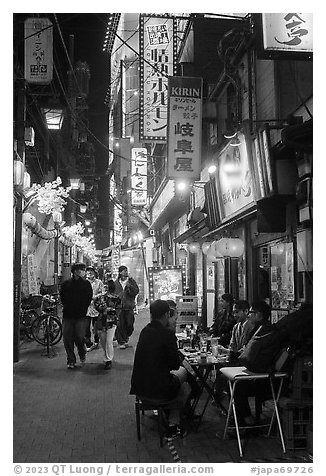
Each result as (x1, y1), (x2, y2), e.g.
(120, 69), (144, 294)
(201, 241), (212, 255)
(188, 242), (201, 254)
(215, 237), (245, 258)
(80, 204), (87, 213)
(14, 160), (25, 186)
(69, 177), (81, 190)
(178, 248), (187, 262)
(23, 171), (31, 190)
(207, 240), (224, 262)
(227, 238), (245, 258)
(52, 211), (62, 224)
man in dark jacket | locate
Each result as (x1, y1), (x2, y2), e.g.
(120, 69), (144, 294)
(130, 299), (188, 437)
(60, 262), (92, 369)
(114, 265), (139, 349)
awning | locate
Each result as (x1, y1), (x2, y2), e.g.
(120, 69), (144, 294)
(201, 207), (257, 240)
(174, 217), (209, 244)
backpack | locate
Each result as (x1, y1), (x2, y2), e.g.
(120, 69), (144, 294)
(238, 324), (287, 373)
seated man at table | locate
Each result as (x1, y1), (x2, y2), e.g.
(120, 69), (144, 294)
(218, 300), (256, 360)
(130, 299), (189, 438)
(231, 301), (278, 425)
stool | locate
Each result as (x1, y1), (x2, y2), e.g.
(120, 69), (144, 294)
(135, 395), (183, 447)
(219, 366), (288, 457)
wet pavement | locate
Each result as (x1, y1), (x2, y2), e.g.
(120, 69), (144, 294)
(13, 307), (312, 465)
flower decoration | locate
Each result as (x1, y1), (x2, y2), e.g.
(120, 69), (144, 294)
(61, 222), (96, 260)
(30, 177), (71, 215)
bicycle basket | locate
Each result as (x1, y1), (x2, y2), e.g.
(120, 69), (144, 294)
(22, 295), (43, 309)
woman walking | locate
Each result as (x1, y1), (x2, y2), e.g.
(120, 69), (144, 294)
(94, 279), (121, 370)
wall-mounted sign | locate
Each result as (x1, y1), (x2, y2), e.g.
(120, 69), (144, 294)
(148, 265), (186, 302)
(113, 205), (123, 244)
(139, 15), (177, 141)
(151, 179), (175, 226)
(252, 128), (275, 200)
(131, 148), (148, 206)
(111, 245), (121, 280)
(24, 17), (53, 84)
(262, 13), (313, 53)
(215, 132), (255, 219)
(167, 76), (202, 180)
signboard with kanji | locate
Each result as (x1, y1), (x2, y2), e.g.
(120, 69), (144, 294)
(24, 17), (53, 84)
(139, 15), (177, 141)
(148, 265), (186, 303)
(262, 13), (313, 53)
(131, 148), (147, 206)
(167, 76), (202, 180)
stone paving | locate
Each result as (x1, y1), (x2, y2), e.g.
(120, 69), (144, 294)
(13, 308), (311, 464)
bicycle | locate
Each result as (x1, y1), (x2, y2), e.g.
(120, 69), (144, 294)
(30, 294), (62, 355)
(20, 295), (43, 341)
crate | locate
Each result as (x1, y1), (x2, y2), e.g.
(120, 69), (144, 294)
(176, 296), (198, 324)
(279, 398), (313, 450)
(291, 355), (313, 400)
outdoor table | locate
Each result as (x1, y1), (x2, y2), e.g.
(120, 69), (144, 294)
(179, 348), (230, 429)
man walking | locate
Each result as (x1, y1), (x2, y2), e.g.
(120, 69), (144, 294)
(60, 262), (92, 369)
(114, 265), (139, 349)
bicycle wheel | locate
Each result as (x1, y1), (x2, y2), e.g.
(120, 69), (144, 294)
(20, 310), (38, 340)
(31, 315), (62, 346)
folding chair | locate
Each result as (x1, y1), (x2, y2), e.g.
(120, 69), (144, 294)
(135, 396), (183, 447)
(219, 349), (289, 458)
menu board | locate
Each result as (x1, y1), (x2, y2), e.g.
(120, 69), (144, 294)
(148, 265), (186, 302)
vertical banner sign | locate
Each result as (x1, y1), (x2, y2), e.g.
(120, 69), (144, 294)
(262, 13), (313, 53)
(167, 76), (203, 180)
(139, 15), (177, 141)
(111, 245), (121, 280)
(131, 148), (148, 206)
(27, 254), (38, 295)
(113, 205), (123, 244)
(24, 17), (53, 84)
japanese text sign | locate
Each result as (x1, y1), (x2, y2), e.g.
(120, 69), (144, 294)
(262, 13), (313, 52)
(139, 15), (176, 141)
(24, 17), (53, 84)
(131, 148), (148, 206)
(216, 132), (255, 218)
(167, 76), (202, 180)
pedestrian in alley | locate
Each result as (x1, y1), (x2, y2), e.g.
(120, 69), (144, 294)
(85, 266), (105, 351)
(114, 265), (139, 349)
(60, 262), (93, 369)
(94, 279), (121, 370)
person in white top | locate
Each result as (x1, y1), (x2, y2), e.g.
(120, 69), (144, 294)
(85, 267), (105, 351)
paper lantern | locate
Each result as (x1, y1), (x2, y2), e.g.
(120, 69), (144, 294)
(188, 242), (201, 254)
(23, 171), (31, 190)
(178, 248), (187, 262)
(201, 242), (212, 255)
(52, 211), (62, 224)
(207, 240), (224, 262)
(14, 160), (25, 186)
(215, 237), (245, 258)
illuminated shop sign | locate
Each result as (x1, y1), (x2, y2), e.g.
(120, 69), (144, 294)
(131, 148), (148, 206)
(148, 265), (186, 302)
(216, 132), (255, 218)
(262, 13), (313, 53)
(167, 76), (202, 180)
(139, 15), (177, 141)
(24, 17), (53, 84)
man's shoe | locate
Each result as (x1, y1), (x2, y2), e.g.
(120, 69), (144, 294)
(165, 424), (180, 439)
(86, 346), (92, 352)
(104, 361), (112, 370)
(67, 363), (76, 369)
(119, 344), (127, 349)
(80, 357), (86, 366)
